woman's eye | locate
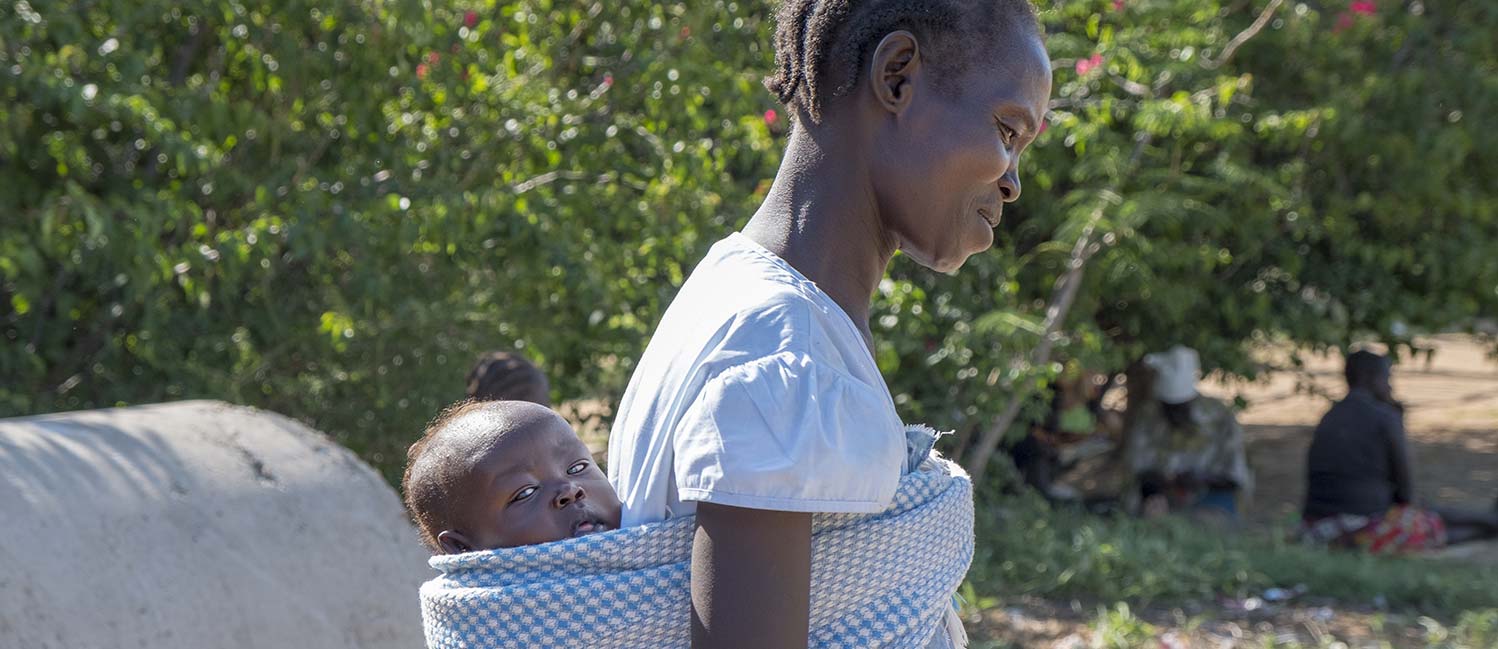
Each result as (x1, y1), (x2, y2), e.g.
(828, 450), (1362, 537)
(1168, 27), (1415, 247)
(509, 486), (538, 503)
(567, 461), (589, 475)
(996, 120), (1017, 146)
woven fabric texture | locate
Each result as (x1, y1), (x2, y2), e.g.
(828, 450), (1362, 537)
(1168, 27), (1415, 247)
(420, 452), (973, 648)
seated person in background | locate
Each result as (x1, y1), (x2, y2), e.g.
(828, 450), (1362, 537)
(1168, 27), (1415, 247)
(1124, 346), (1252, 518)
(1012, 369), (1121, 501)
(403, 400), (622, 552)
(465, 351), (550, 405)
(1299, 350), (1498, 552)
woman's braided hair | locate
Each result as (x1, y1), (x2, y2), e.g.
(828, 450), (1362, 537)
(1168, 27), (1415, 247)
(765, 0), (1039, 122)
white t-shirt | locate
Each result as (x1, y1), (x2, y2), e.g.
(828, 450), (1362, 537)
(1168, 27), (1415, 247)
(608, 232), (906, 527)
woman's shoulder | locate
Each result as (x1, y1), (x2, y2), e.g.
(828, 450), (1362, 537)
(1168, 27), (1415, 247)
(659, 237), (857, 364)
(677, 297), (872, 395)
(679, 234), (823, 310)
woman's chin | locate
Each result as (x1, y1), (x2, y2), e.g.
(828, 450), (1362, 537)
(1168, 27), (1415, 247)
(901, 230), (991, 273)
(926, 241), (993, 275)
(915, 252), (971, 275)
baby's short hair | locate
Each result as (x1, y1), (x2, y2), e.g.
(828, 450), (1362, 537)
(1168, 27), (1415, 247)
(403, 399), (492, 551)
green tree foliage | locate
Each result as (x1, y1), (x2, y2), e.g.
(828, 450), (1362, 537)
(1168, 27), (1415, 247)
(1, 0), (782, 477)
(2, 0), (1494, 480)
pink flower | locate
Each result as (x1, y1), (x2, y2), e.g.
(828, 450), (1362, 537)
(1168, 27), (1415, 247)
(464, 11), (478, 28)
(1113, 0), (1125, 10)
(416, 63), (428, 80)
(602, 73), (614, 88)
(1075, 53), (1103, 75)
(1333, 11), (1354, 32)
(763, 109), (778, 126)
(425, 51), (440, 65)
(1038, 119), (1049, 135)
(1349, 1), (1376, 15)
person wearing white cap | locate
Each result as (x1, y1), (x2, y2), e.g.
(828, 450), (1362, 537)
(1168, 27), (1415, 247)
(1123, 346), (1253, 518)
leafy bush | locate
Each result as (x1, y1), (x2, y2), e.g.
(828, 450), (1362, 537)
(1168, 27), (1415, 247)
(0, 0), (781, 479)
(3, 0), (1495, 484)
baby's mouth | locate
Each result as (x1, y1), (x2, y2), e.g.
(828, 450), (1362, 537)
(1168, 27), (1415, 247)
(571, 518), (611, 537)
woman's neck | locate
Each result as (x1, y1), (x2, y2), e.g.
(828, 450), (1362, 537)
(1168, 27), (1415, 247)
(742, 122), (896, 346)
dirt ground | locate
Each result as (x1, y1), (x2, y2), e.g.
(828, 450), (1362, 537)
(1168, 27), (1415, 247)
(975, 335), (1498, 648)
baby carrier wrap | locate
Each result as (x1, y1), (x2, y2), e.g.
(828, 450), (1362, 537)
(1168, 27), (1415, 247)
(419, 432), (973, 649)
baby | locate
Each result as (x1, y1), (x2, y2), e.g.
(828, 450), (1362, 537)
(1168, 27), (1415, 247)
(403, 400), (622, 553)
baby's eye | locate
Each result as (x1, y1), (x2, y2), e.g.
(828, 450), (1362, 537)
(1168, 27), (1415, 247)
(567, 461), (590, 475)
(509, 486), (538, 503)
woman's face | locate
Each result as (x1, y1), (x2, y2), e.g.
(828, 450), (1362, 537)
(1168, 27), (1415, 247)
(874, 30), (1052, 273)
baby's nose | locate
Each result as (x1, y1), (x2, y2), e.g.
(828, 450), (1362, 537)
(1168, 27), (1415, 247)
(553, 483), (586, 508)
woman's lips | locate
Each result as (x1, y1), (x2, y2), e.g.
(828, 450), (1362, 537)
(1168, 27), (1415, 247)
(978, 208), (1001, 228)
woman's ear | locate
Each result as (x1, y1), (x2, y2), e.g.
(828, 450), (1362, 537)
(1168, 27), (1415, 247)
(436, 530), (475, 554)
(868, 30), (923, 115)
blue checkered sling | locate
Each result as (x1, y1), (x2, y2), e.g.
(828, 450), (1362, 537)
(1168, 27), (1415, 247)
(419, 446), (973, 648)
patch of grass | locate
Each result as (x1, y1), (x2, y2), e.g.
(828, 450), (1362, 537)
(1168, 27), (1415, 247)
(967, 487), (1498, 613)
(1080, 605), (1498, 649)
(1438, 609), (1498, 648)
(1089, 603), (1163, 649)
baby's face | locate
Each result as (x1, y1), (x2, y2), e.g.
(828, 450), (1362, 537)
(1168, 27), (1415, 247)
(441, 409), (621, 551)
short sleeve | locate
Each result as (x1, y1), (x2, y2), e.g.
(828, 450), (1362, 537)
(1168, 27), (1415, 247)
(671, 351), (905, 513)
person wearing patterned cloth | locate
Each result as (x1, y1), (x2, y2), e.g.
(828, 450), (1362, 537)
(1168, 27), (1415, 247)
(1123, 346), (1253, 518)
(1297, 350), (1498, 553)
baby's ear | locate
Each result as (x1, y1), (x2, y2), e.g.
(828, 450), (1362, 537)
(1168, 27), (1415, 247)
(436, 530), (475, 554)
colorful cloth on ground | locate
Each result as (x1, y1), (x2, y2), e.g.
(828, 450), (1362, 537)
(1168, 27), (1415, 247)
(1297, 504), (1447, 553)
(419, 451), (973, 649)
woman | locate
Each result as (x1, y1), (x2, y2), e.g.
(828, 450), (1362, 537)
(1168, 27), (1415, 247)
(1300, 350), (1498, 552)
(607, 1), (1052, 646)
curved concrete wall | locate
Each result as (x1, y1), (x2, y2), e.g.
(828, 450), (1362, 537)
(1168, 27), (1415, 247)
(0, 400), (429, 649)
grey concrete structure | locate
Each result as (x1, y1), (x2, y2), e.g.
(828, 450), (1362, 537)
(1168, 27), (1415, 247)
(0, 400), (429, 648)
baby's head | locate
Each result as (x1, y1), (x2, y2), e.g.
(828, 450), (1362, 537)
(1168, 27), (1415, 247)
(403, 400), (622, 553)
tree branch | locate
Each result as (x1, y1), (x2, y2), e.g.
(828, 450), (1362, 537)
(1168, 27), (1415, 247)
(962, 135), (1152, 483)
(1202, 0), (1285, 70)
(511, 170), (616, 194)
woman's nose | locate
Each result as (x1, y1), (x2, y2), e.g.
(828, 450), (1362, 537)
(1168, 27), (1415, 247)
(553, 483), (586, 508)
(998, 170), (1021, 203)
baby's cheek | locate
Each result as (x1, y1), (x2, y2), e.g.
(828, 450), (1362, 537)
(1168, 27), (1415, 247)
(493, 512), (555, 548)
(534, 515), (573, 545)
(597, 485), (624, 527)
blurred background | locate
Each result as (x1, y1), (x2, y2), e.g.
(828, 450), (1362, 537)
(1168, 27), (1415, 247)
(3, 0), (1496, 646)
